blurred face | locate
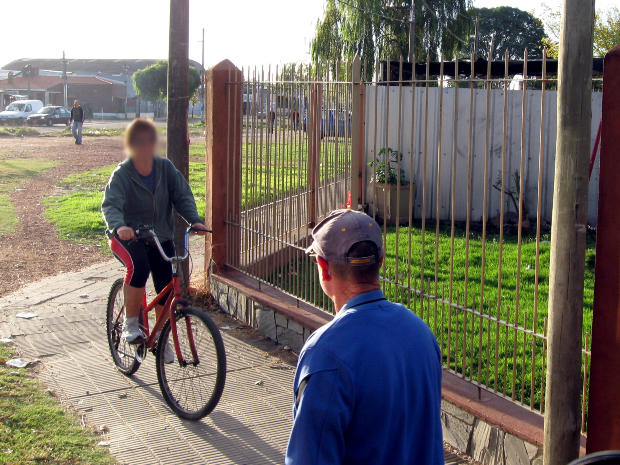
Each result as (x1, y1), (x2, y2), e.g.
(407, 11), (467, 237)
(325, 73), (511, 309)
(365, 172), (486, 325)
(128, 129), (157, 163)
(74, 100), (79, 107)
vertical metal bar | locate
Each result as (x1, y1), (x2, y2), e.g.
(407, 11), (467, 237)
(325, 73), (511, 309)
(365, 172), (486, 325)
(225, 67), (232, 266)
(395, 57), (404, 301)
(478, 40), (493, 384)
(447, 56), (459, 368)
(462, 49), (475, 378)
(581, 332), (590, 433)
(521, 311), (528, 403)
(433, 57), (444, 337)
(494, 49), (510, 392)
(420, 57), (430, 300)
(407, 53), (417, 310)
(532, 50), (547, 401)
(541, 317), (548, 413)
(382, 60), (391, 295)
(372, 59), (379, 219)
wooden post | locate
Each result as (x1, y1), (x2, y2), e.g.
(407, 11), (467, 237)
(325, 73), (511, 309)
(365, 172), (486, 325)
(167, 0), (190, 287)
(543, 1), (594, 464)
(351, 56), (364, 210)
(205, 60), (242, 281)
(586, 45), (620, 453)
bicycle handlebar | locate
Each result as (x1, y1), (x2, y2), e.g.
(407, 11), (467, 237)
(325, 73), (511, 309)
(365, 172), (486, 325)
(134, 225), (211, 263)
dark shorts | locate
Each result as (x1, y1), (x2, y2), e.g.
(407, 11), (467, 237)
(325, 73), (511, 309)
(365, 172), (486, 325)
(109, 236), (174, 295)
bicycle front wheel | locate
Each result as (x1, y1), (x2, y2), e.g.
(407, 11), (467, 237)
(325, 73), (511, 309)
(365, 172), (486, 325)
(156, 306), (226, 420)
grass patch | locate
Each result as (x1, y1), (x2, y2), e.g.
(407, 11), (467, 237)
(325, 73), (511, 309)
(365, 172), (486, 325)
(0, 343), (116, 464)
(0, 127), (40, 138)
(267, 223), (595, 410)
(0, 158), (57, 236)
(55, 127), (126, 138)
(44, 161), (205, 245)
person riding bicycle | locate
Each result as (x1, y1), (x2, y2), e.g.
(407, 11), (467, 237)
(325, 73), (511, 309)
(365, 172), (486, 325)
(101, 118), (208, 361)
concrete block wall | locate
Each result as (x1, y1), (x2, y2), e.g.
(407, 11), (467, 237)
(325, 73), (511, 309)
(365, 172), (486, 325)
(212, 277), (311, 352)
(211, 274), (544, 464)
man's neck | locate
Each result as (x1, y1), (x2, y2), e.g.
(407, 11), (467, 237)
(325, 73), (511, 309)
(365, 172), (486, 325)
(332, 283), (380, 313)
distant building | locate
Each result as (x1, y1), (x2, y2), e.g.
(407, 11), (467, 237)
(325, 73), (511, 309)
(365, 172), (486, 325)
(0, 75), (126, 114)
(0, 58), (203, 116)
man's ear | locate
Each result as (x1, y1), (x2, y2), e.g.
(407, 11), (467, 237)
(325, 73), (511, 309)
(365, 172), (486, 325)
(379, 251), (385, 268)
(316, 256), (331, 281)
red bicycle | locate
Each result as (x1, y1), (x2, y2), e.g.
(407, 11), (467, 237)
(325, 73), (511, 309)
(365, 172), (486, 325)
(106, 225), (226, 420)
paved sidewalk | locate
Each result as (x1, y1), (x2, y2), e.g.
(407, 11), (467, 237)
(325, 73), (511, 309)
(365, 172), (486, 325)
(0, 259), (468, 465)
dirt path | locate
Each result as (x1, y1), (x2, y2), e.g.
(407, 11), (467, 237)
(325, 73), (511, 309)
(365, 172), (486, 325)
(0, 136), (125, 297)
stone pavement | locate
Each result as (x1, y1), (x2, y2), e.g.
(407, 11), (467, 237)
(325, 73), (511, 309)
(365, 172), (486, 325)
(0, 259), (468, 465)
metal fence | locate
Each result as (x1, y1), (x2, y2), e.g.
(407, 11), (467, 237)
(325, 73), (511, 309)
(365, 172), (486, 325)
(222, 53), (597, 431)
(225, 64), (353, 313)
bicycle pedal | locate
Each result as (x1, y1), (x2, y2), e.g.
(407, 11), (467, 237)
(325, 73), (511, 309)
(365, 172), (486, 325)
(135, 344), (147, 363)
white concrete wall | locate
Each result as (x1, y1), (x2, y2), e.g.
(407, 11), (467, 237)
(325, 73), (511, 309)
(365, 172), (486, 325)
(363, 85), (602, 225)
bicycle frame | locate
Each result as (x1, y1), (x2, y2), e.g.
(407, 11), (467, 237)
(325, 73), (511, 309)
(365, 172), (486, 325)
(113, 225), (207, 366)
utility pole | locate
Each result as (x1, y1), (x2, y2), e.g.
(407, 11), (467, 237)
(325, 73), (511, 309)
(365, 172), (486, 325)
(407, 0), (415, 63)
(542, 0), (594, 464)
(201, 27), (205, 123)
(122, 64), (129, 119)
(62, 51), (68, 107)
(167, 0), (191, 286)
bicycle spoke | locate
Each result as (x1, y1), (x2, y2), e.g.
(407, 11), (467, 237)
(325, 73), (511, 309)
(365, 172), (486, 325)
(158, 309), (225, 418)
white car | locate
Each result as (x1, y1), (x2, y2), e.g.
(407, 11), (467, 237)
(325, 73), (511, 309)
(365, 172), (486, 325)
(0, 100), (44, 125)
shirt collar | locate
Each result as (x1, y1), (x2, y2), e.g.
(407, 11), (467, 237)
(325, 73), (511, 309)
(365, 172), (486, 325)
(338, 289), (385, 315)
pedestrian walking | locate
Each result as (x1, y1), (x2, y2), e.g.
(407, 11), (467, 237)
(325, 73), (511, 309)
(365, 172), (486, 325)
(285, 209), (444, 465)
(70, 100), (85, 145)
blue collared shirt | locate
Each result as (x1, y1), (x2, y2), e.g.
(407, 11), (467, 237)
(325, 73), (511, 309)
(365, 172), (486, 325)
(285, 290), (443, 465)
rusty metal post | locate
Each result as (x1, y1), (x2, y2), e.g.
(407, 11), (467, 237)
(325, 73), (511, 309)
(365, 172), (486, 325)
(205, 60), (242, 281)
(307, 82), (322, 227)
(586, 45), (620, 453)
(351, 56), (364, 210)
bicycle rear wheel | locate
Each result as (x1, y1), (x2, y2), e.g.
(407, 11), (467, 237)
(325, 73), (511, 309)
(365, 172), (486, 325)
(106, 278), (141, 376)
(156, 306), (226, 420)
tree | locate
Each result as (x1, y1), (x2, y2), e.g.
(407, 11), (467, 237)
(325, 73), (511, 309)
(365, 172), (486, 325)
(132, 60), (201, 103)
(311, 0), (471, 80)
(541, 4), (619, 58)
(468, 7), (546, 60)
(593, 6), (620, 57)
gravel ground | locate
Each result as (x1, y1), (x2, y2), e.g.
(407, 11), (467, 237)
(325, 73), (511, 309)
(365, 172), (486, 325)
(0, 136), (125, 297)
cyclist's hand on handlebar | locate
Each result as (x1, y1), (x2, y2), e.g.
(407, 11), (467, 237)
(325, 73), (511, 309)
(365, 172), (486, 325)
(116, 226), (136, 241)
(191, 222), (211, 235)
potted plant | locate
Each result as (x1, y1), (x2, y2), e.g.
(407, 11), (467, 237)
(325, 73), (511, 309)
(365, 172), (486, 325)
(368, 147), (414, 226)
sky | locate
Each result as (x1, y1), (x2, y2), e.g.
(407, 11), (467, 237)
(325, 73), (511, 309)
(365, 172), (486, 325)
(0, 0), (616, 70)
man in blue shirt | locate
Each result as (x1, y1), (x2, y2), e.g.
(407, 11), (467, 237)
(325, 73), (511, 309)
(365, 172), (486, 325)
(285, 209), (444, 465)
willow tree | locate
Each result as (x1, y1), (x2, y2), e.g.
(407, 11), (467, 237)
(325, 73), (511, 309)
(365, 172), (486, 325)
(311, 0), (471, 79)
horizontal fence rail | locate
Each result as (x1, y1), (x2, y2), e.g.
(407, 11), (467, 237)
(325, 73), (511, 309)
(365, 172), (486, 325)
(221, 53), (597, 432)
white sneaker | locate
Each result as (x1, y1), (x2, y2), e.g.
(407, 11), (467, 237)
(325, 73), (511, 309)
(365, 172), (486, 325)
(163, 341), (175, 364)
(122, 326), (145, 344)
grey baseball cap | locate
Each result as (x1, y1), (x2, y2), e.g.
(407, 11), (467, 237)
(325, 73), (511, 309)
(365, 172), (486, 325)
(305, 209), (383, 265)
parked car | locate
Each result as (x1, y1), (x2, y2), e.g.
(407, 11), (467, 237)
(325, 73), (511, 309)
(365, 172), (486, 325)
(26, 106), (71, 127)
(0, 100), (43, 125)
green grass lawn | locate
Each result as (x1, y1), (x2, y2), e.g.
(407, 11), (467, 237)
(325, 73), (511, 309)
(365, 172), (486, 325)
(0, 158), (57, 236)
(0, 343), (116, 465)
(267, 222), (595, 410)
